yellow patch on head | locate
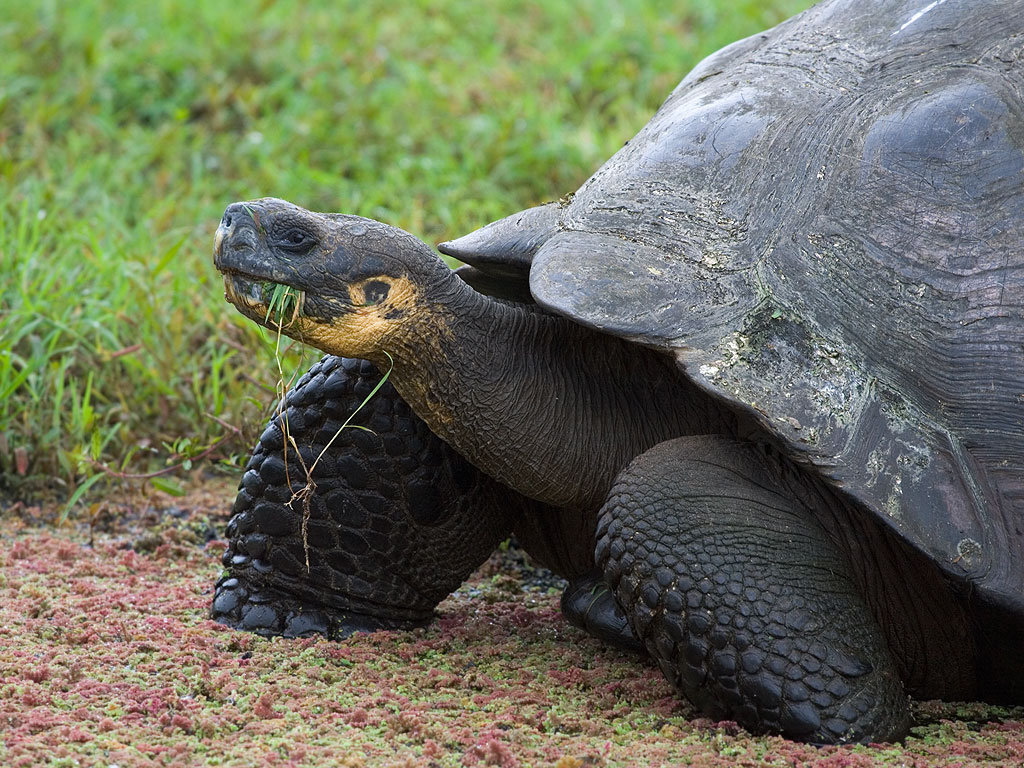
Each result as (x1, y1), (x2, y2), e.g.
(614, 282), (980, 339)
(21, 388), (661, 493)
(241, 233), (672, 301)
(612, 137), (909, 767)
(302, 275), (422, 362)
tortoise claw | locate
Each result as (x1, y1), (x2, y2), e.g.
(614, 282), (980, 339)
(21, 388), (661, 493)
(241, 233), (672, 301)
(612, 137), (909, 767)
(561, 572), (644, 654)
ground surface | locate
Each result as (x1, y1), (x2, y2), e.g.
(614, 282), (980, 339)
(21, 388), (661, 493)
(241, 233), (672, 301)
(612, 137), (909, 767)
(1, 481), (1022, 767)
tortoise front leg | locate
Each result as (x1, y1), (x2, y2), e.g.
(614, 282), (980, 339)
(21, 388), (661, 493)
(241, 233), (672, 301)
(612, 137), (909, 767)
(212, 356), (514, 638)
(596, 435), (910, 744)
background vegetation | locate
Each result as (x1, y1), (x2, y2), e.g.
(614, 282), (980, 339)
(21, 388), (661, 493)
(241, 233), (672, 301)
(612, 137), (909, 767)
(1, 0), (813, 505)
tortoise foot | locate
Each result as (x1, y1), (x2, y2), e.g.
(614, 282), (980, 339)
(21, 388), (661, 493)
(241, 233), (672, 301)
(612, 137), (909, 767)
(212, 567), (407, 639)
(560, 572), (644, 653)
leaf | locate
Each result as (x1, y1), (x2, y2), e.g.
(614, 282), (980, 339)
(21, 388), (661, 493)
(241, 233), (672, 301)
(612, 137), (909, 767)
(150, 477), (186, 496)
(263, 282), (304, 327)
(59, 473), (105, 523)
(151, 235), (188, 277)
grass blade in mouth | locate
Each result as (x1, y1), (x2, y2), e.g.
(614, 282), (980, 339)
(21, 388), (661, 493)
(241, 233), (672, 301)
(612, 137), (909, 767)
(263, 282), (305, 328)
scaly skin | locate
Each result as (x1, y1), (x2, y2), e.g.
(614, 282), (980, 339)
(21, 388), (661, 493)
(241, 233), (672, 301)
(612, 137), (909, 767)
(598, 437), (911, 743)
(213, 356), (518, 638)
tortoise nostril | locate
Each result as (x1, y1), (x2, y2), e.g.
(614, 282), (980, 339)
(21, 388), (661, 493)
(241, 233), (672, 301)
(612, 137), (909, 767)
(215, 205), (251, 261)
(221, 202), (254, 232)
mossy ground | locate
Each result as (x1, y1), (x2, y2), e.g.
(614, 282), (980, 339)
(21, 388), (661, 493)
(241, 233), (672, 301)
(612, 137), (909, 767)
(1, 483), (1021, 767)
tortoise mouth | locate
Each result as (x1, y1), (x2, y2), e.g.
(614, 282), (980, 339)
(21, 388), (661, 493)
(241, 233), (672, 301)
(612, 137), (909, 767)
(222, 271), (306, 328)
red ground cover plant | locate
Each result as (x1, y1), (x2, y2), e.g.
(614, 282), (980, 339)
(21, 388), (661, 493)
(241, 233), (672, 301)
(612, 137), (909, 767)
(1, 481), (1021, 767)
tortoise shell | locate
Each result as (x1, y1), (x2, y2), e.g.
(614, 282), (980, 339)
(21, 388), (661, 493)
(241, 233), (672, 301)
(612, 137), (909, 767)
(517, 0), (1023, 611)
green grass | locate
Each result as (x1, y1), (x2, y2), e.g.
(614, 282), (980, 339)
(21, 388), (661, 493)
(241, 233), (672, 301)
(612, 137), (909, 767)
(0, 0), (813, 504)
(263, 283), (304, 329)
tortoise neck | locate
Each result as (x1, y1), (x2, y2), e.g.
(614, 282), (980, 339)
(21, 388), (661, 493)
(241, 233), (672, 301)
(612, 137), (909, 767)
(380, 271), (721, 509)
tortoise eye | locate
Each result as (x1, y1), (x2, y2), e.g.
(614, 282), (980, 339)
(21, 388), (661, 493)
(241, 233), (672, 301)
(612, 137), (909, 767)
(279, 228), (315, 252)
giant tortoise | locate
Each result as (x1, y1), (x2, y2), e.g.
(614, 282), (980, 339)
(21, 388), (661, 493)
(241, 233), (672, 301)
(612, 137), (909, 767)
(210, 0), (1024, 744)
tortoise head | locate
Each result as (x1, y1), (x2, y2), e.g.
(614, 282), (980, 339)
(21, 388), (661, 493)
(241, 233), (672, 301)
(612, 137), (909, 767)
(213, 197), (451, 362)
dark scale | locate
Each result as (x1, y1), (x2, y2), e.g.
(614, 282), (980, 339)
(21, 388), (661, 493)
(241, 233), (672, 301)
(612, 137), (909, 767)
(212, 356), (518, 638)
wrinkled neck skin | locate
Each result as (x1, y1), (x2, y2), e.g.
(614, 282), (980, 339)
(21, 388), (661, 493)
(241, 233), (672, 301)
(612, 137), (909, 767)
(370, 268), (732, 511)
